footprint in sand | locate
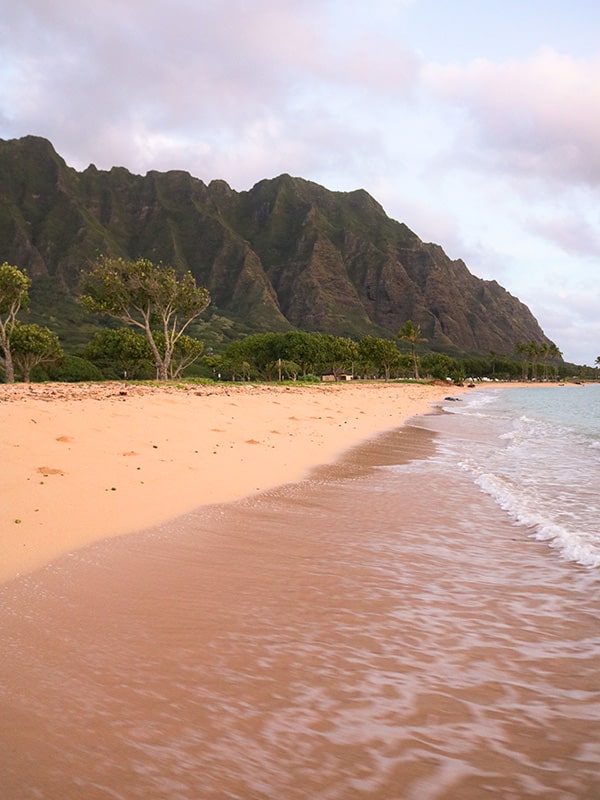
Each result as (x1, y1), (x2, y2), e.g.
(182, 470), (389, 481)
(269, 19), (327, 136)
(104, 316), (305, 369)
(37, 466), (65, 476)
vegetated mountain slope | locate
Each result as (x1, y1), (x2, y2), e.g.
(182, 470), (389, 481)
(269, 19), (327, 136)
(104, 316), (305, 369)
(0, 135), (553, 355)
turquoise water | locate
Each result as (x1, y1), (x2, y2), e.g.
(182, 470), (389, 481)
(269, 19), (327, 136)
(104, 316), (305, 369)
(417, 384), (600, 568)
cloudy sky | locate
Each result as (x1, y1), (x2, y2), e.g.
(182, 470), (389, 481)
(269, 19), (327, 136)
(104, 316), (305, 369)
(1, 0), (599, 365)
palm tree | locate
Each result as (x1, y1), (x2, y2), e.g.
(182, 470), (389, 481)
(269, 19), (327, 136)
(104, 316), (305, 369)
(540, 343), (550, 380)
(515, 341), (529, 380)
(398, 320), (422, 379)
(527, 340), (542, 381)
(549, 344), (563, 379)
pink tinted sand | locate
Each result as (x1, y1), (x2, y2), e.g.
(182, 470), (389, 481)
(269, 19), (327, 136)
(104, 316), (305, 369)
(0, 381), (460, 583)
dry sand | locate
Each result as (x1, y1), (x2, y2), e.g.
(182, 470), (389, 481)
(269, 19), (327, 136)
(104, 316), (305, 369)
(0, 380), (463, 583)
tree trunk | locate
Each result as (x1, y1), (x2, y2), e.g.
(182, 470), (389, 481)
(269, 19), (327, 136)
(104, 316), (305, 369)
(157, 361), (168, 380)
(144, 322), (168, 380)
(411, 347), (420, 379)
(2, 347), (15, 383)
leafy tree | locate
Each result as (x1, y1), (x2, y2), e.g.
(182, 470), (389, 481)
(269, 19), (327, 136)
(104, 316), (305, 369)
(395, 353), (417, 378)
(84, 328), (153, 378)
(152, 332), (205, 379)
(358, 336), (401, 380)
(85, 327), (205, 379)
(318, 335), (359, 379)
(205, 350), (255, 382)
(448, 362), (466, 385)
(274, 359), (302, 381)
(398, 320), (422, 379)
(0, 263), (31, 383)
(280, 331), (322, 376)
(11, 323), (63, 382)
(221, 334), (281, 380)
(81, 256), (210, 380)
(421, 352), (455, 381)
(461, 356), (490, 379)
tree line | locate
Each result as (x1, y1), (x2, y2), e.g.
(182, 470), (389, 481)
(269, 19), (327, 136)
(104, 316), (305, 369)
(0, 258), (209, 383)
(0, 258), (587, 384)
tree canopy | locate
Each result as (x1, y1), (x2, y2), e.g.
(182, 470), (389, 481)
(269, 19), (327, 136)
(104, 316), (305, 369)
(11, 322), (63, 382)
(81, 256), (210, 380)
(358, 336), (401, 381)
(398, 320), (423, 379)
(84, 325), (206, 380)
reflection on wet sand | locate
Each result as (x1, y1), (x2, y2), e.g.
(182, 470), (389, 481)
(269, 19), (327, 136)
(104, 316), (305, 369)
(1, 426), (599, 799)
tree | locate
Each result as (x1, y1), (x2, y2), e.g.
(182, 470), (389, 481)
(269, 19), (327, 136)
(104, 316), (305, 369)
(0, 263), (31, 383)
(515, 341), (530, 380)
(273, 359), (301, 381)
(81, 256), (210, 381)
(527, 340), (543, 381)
(318, 335), (359, 379)
(152, 332), (205, 379)
(222, 334), (281, 380)
(421, 352), (455, 381)
(549, 344), (563, 379)
(84, 328), (153, 378)
(358, 336), (401, 380)
(11, 323), (63, 382)
(398, 320), (422, 379)
(280, 331), (322, 376)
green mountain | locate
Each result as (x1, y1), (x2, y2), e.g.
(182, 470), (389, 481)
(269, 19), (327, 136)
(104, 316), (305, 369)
(0, 135), (554, 355)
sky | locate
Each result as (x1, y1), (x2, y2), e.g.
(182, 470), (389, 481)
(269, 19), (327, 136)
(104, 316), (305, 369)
(1, 0), (599, 365)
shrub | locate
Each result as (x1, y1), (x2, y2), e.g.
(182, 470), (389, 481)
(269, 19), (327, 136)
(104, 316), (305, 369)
(47, 355), (104, 382)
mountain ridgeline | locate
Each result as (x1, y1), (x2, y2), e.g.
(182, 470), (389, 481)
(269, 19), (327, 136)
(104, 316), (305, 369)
(0, 135), (553, 356)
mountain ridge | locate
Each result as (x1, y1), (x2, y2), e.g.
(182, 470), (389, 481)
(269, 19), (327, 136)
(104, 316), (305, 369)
(0, 135), (554, 355)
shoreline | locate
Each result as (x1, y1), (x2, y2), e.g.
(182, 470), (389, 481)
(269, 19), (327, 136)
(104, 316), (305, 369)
(1, 380), (469, 584)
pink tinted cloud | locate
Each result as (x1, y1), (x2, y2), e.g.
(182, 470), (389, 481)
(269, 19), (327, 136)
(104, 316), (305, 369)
(2, 0), (422, 180)
(424, 48), (600, 187)
(1, 0), (326, 130)
(527, 212), (600, 258)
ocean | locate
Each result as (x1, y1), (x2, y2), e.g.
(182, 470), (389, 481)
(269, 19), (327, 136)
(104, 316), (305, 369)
(419, 383), (600, 568)
(0, 385), (598, 799)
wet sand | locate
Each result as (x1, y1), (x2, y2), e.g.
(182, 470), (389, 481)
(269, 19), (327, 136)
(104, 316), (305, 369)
(1, 422), (598, 799)
(0, 380), (459, 583)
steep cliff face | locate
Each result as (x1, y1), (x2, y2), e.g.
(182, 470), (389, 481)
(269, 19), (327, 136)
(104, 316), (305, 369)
(0, 135), (553, 354)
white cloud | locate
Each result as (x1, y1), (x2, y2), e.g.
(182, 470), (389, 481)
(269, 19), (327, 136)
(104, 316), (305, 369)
(423, 48), (600, 186)
(527, 211), (600, 259)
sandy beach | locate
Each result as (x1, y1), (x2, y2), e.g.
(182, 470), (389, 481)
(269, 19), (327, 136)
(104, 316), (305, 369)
(2, 379), (599, 800)
(0, 380), (459, 583)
